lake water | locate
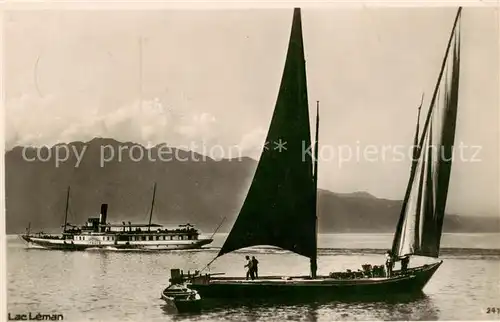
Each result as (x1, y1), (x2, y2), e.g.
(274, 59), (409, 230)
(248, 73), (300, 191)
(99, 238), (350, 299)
(7, 233), (500, 321)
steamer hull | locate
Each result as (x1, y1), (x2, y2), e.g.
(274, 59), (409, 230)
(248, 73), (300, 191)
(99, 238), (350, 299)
(21, 235), (212, 251)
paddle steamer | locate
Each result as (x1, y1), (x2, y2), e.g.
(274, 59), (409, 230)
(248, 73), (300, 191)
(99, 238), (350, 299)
(21, 185), (213, 251)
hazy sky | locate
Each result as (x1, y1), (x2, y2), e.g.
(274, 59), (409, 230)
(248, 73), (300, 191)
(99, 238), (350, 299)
(4, 7), (499, 216)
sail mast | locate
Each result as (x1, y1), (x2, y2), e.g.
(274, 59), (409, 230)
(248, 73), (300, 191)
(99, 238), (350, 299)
(148, 183), (157, 231)
(413, 94), (423, 160)
(408, 95), (424, 180)
(63, 186), (70, 233)
(311, 101), (320, 278)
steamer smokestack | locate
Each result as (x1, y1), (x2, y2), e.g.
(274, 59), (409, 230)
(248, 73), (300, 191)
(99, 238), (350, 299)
(100, 204), (108, 233)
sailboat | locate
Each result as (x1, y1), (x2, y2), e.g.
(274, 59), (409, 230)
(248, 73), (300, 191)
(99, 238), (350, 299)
(166, 7), (462, 299)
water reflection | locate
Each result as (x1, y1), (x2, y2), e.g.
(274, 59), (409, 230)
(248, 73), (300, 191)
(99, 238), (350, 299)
(99, 251), (110, 275)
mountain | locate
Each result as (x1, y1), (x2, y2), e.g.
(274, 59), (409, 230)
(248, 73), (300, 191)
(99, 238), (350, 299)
(5, 138), (499, 234)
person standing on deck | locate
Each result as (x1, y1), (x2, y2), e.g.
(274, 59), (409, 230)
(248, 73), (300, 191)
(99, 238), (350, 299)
(244, 256), (254, 280)
(400, 255), (410, 273)
(385, 250), (394, 277)
(251, 256), (259, 279)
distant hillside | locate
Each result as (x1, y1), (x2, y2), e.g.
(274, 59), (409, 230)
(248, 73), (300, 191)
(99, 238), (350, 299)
(5, 138), (499, 234)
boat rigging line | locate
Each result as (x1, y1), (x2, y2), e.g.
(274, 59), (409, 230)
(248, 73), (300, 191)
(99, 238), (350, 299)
(195, 216), (227, 274)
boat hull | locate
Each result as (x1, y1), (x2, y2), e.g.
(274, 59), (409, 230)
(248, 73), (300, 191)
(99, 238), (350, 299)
(188, 261), (442, 300)
(169, 298), (202, 313)
(161, 287), (202, 313)
(21, 235), (213, 251)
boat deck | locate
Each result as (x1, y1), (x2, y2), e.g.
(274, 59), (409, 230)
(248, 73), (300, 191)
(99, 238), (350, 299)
(192, 274), (416, 286)
(187, 262), (441, 287)
(183, 262), (442, 299)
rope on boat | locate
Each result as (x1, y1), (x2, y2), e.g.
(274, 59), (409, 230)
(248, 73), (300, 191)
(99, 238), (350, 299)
(198, 256), (218, 274)
(169, 216), (226, 281)
(196, 216), (227, 274)
(209, 216), (226, 240)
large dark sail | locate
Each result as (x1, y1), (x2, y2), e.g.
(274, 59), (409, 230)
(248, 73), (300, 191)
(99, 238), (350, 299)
(392, 8), (462, 258)
(218, 8), (316, 259)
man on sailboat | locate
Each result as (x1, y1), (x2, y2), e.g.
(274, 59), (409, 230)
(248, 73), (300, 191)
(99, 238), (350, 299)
(251, 256), (259, 279)
(385, 250), (394, 277)
(244, 256), (254, 280)
(400, 255), (410, 273)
